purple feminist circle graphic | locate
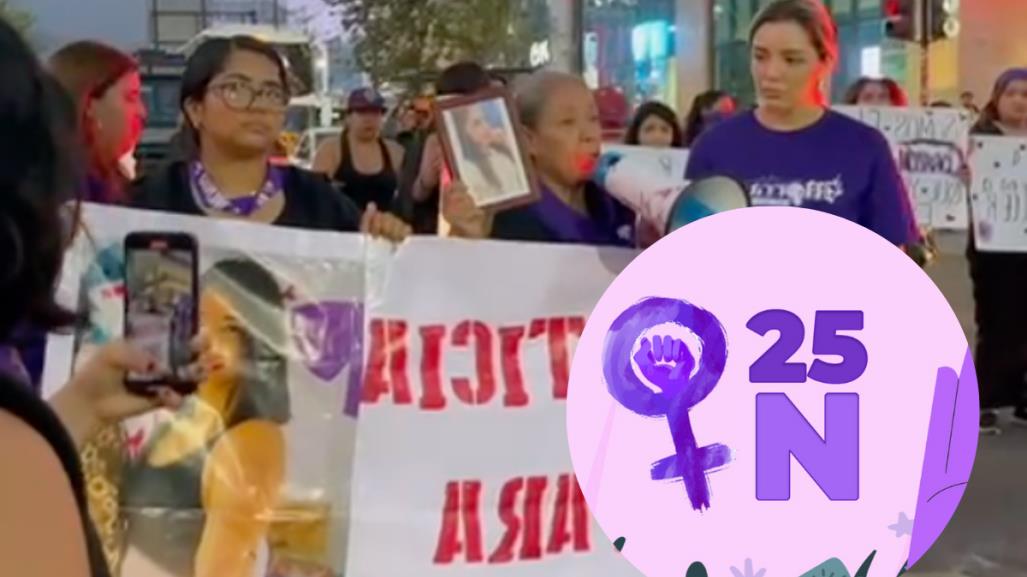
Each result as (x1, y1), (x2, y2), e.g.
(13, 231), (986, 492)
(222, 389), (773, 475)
(566, 208), (978, 577)
(603, 297), (731, 511)
(290, 301), (364, 417)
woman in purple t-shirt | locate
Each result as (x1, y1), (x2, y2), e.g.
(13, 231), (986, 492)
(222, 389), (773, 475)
(685, 0), (917, 248)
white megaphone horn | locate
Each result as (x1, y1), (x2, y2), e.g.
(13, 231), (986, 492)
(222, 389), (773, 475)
(594, 151), (750, 236)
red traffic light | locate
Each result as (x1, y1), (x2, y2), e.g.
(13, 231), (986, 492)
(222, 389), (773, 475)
(884, 0), (916, 42)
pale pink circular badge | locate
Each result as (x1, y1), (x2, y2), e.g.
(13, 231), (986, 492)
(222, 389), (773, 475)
(567, 207), (978, 577)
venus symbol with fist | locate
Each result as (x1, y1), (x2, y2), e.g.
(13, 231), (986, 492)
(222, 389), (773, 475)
(604, 297), (732, 511)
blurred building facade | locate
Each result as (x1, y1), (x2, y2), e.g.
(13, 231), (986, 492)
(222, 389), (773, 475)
(567, 0), (1027, 118)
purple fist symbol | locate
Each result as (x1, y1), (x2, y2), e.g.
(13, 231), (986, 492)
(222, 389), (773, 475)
(604, 297), (731, 511)
(634, 335), (696, 395)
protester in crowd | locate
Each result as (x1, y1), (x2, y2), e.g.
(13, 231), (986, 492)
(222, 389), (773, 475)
(398, 61), (494, 234)
(120, 258), (289, 577)
(683, 89), (737, 147)
(395, 97), (432, 150)
(132, 36), (409, 240)
(48, 40), (148, 204)
(12, 42), (148, 393)
(961, 90), (981, 115)
(443, 71), (635, 247)
(967, 68), (1027, 434)
(685, 0), (917, 248)
(843, 76), (908, 106)
(625, 101), (685, 148)
(595, 85), (631, 142)
(312, 88), (404, 212)
(0, 20), (190, 577)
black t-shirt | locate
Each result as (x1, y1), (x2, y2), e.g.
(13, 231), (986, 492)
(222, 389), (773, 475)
(0, 375), (111, 577)
(131, 161), (363, 232)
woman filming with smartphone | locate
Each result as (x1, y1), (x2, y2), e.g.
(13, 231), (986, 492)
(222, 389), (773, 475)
(0, 19), (203, 577)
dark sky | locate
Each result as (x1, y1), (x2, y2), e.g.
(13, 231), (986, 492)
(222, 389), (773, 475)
(14, 0), (149, 53)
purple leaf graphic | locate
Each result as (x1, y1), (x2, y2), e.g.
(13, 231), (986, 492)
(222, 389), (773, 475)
(908, 348), (979, 566)
(290, 301), (364, 417)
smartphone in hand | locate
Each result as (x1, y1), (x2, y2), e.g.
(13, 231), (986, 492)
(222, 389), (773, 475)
(123, 232), (200, 396)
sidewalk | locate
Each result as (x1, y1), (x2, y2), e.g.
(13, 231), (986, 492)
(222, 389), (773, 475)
(910, 232), (1027, 577)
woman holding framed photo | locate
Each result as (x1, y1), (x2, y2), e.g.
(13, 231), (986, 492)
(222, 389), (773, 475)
(435, 89), (536, 212)
(441, 71), (636, 248)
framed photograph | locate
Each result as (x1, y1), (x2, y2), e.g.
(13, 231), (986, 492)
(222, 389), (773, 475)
(433, 87), (540, 211)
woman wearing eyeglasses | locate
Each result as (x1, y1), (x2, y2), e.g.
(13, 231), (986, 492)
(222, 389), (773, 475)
(132, 36), (409, 239)
(122, 36), (407, 577)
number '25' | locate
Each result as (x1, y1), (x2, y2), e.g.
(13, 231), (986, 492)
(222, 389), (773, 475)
(747, 310), (867, 385)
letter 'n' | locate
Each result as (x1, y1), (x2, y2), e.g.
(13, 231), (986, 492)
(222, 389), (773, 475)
(755, 393), (859, 501)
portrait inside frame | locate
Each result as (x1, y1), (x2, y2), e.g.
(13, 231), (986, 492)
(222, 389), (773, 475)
(434, 87), (540, 212)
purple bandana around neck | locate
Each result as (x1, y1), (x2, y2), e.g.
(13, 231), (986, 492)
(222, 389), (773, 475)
(190, 162), (286, 217)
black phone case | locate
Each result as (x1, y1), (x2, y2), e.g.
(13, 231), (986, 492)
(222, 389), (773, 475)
(123, 232), (200, 397)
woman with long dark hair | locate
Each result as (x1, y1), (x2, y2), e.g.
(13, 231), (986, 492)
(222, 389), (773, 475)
(0, 19), (189, 577)
(120, 258), (290, 577)
(683, 90), (736, 147)
(132, 36), (409, 240)
(625, 101), (685, 149)
(8, 42), (148, 393)
(968, 68), (1027, 434)
(685, 0), (916, 247)
(450, 101), (525, 203)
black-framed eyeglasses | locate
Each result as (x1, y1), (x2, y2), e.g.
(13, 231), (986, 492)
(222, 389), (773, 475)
(208, 81), (289, 111)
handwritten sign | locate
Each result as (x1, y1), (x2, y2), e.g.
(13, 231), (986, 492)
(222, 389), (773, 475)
(836, 106), (972, 230)
(602, 144), (690, 183)
(969, 136), (1027, 252)
(347, 239), (640, 577)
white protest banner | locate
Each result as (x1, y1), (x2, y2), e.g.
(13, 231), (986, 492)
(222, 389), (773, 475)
(602, 143), (690, 184)
(347, 238), (640, 577)
(969, 135), (1027, 252)
(836, 105), (972, 229)
(46, 204), (364, 577)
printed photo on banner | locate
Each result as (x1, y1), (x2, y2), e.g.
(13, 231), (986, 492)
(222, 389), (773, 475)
(836, 105), (972, 230)
(47, 205), (367, 577)
(969, 135), (1027, 252)
(435, 87), (539, 210)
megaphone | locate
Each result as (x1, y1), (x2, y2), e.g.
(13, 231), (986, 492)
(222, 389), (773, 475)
(594, 151), (750, 236)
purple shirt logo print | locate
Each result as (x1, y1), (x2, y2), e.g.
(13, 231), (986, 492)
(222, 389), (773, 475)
(290, 301), (364, 417)
(603, 297), (731, 512)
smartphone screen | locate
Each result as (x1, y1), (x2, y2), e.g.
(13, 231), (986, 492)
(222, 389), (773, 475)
(124, 233), (199, 392)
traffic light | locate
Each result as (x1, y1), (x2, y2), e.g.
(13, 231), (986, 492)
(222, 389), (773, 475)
(884, 0), (916, 42)
(929, 0), (960, 42)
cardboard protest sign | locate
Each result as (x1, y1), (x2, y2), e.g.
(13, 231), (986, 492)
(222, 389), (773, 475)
(968, 135), (1027, 252)
(836, 106), (972, 230)
(346, 238), (640, 577)
(602, 144), (690, 185)
(46, 204), (364, 577)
